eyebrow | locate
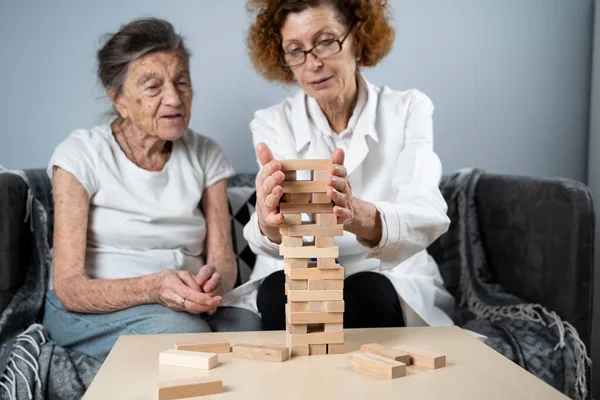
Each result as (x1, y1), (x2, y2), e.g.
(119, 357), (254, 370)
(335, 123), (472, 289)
(136, 70), (191, 86)
(283, 27), (337, 48)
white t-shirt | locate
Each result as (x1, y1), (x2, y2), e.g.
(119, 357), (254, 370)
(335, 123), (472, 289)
(47, 121), (235, 287)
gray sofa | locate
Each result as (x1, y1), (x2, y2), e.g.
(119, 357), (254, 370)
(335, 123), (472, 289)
(0, 169), (595, 398)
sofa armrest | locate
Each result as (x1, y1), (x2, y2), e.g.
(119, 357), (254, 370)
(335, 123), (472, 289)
(476, 173), (594, 349)
(0, 173), (29, 314)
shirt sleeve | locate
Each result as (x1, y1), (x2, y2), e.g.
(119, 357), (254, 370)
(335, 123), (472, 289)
(46, 131), (99, 197)
(198, 136), (236, 188)
(361, 91), (450, 267)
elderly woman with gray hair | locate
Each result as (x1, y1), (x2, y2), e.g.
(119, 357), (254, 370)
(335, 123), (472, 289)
(42, 18), (262, 361)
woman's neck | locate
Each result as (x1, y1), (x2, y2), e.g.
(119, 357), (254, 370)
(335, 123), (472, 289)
(112, 118), (171, 171)
(317, 77), (358, 134)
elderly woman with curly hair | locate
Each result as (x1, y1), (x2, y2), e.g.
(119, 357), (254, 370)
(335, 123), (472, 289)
(221, 0), (455, 330)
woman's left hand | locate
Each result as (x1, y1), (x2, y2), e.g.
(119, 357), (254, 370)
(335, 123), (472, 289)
(195, 265), (222, 315)
(327, 149), (356, 227)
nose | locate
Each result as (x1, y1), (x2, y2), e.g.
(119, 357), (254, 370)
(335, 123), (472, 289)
(305, 52), (323, 72)
(162, 83), (183, 107)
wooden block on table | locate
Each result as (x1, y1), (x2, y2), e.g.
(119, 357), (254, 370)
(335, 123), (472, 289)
(280, 223), (343, 237)
(394, 345), (446, 369)
(316, 213), (337, 225)
(360, 343), (410, 364)
(308, 301), (325, 312)
(324, 323), (343, 333)
(288, 311), (343, 324)
(308, 279), (327, 290)
(280, 245), (338, 258)
(289, 301), (308, 312)
(352, 353), (406, 379)
(280, 203), (334, 214)
(312, 193), (331, 204)
(288, 266), (343, 280)
(282, 181), (329, 194)
(290, 344), (310, 356)
(159, 349), (218, 370)
(288, 290), (343, 302)
(174, 339), (230, 354)
(317, 258), (338, 269)
(309, 344), (327, 355)
(326, 300), (345, 312)
(280, 159), (332, 171)
(327, 343), (347, 354)
(287, 331), (344, 346)
(326, 279), (344, 290)
(285, 258), (309, 269)
(282, 236), (304, 247)
(157, 376), (223, 399)
(315, 236), (335, 247)
(232, 344), (290, 362)
(282, 213), (302, 225)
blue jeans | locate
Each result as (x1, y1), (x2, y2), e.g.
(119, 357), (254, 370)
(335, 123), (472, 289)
(42, 290), (263, 362)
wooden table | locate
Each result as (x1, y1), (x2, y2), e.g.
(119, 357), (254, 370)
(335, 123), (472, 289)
(83, 326), (568, 399)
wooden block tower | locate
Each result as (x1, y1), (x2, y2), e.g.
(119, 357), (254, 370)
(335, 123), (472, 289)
(279, 159), (346, 356)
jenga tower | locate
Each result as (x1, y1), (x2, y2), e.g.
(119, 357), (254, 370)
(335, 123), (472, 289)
(279, 159), (346, 356)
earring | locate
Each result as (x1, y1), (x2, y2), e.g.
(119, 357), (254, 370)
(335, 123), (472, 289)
(356, 54), (362, 61)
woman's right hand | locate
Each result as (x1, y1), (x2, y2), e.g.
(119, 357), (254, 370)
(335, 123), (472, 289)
(147, 270), (221, 314)
(255, 142), (285, 243)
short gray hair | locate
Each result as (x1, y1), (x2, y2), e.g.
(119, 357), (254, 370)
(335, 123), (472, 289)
(97, 18), (191, 95)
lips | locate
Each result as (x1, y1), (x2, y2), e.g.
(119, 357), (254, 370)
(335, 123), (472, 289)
(310, 77), (331, 85)
(161, 113), (183, 120)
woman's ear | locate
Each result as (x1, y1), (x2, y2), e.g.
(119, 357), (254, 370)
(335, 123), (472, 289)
(354, 22), (364, 62)
(107, 89), (128, 119)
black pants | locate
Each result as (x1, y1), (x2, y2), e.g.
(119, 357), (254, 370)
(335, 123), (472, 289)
(257, 270), (405, 330)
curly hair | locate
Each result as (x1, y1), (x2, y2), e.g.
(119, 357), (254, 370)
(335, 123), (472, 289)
(246, 0), (395, 84)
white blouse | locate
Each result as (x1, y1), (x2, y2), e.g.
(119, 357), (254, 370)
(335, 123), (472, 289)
(223, 75), (455, 326)
(47, 121), (235, 288)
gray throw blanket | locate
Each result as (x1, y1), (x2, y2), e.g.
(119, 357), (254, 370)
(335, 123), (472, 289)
(446, 169), (591, 399)
(0, 170), (101, 400)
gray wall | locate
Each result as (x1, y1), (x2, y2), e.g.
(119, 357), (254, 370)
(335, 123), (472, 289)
(0, 0), (594, 181)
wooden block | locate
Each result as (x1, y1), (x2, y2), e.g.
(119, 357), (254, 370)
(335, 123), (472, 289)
(285, 284), (289, 295)
(361, 343), (410, 364)
(288, 311), (344, 324)
(282, 236), (304, 247)
(327, 343), (347, 354)
(394, 345), (446, 369)
(289, 301), (308, 312)
(174, 339), (230, 354)
(324, 323), (343, 333)
(284, 171), (297, 181)
(157, 376), (223, 399)
(282, 193), (310, 203)
(280, 159), (332, 171)
(352, 353), (406, 379)
(308, 301), (325, 312)
(288, 332), (344, 345)
(308, 279), (327, 290)
(311, 169), (330, 181)
(309, 344), (327, 355)
(326, 300), (345, 312)
(285, 258), (309, 269)
(288, 290), (343, 302)
(317, 258), (338, 269)
(280, 223), (343, 237)
(326, 280), (344, 290)
(280, 246), (338, 259)
(316, 213), (337, 225)
(288, 279), (307, 290)
(282, 181), (329, 194)
(315, 236), (335, 247)
(159, 349), (218, 370)
(232, 344), (289, 362)
(280, 203), (334, 214)
(312, 193), (331, 203)
(287, 323), (308, 334)
(290, 345), (310, 356)
(282, 213), (301, 225)
(288, 266), (343, 280)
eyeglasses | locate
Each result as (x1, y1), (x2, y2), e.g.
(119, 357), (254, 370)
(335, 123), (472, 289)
(280, 22), (357, 67)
